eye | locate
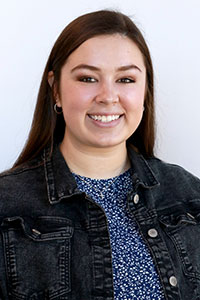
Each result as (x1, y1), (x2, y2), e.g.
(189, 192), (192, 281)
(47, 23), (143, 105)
(79, 76), (97, 83)
(117, 78), (135, 83)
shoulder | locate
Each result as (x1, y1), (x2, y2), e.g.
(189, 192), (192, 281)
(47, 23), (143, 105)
(0, 156), (45, 198)
(147, 156), (200, 183)
(129, 145), (200, 193)
(146, 156), (200, 200)
(0, 154), (44, 177)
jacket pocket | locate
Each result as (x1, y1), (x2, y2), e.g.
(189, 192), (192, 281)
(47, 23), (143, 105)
(159, 205), (200, 280)
(1, 216), (73, 299)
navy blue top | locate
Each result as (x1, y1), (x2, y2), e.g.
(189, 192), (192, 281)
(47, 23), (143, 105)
(73, 169), (165, 300)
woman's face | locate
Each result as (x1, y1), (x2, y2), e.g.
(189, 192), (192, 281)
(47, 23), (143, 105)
(56, 34), (146, 150)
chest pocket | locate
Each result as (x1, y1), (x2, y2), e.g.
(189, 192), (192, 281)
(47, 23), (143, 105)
(1, 216), (73, 300)
(159, 201), (200, 280)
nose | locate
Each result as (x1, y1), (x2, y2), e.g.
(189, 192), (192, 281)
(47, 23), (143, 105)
(95, 81), (119, 104)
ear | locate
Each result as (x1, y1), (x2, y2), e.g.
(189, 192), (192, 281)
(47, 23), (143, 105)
(48, 71), (55, 88)
(48, 71), (62, 107)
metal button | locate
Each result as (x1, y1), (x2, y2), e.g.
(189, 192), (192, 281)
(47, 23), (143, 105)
(148, 228), (158, 238)
(169, 276), (177, 287)
(133, 194), (139, 204)
(32, 229), (41, 235)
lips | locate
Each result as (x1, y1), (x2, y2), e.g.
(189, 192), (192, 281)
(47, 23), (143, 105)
(88, 114), (122, 123)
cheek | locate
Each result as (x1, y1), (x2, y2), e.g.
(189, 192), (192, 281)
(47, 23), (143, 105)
(62, 102), (85, 125)
(120, 78), (146, 107)
(61, 84), (95, 113)
(122, 89), (145, 110)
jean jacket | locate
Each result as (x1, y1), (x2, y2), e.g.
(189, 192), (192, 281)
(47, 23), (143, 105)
(0, 144), (200, 300)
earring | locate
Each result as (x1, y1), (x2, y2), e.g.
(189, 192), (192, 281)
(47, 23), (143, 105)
(54, 103), (63, 114)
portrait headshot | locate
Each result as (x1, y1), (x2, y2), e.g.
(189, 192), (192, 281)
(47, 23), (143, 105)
(0, 1), (199, 299)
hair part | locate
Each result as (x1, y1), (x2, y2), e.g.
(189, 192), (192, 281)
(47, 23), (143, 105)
(13, 9), (155, 169)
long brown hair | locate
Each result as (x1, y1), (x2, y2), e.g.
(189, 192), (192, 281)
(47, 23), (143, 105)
(13, 9), (155, 168)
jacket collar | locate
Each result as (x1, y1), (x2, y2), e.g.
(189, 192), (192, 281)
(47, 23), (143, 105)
(43, 144), (159, 205)
(127, 146), (159, 189)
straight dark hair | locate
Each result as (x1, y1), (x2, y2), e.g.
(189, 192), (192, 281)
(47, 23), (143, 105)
(13, 9), (155, 168)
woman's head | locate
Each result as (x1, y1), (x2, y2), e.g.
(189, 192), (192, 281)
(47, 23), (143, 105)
(14, 10), (155, 167)
(52, 33), (146, 152)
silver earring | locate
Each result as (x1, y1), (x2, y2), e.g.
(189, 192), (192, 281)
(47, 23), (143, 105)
(54, 103), (62, 114)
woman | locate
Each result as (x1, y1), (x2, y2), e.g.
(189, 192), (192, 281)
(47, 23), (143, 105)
(0, 10), (200, 300)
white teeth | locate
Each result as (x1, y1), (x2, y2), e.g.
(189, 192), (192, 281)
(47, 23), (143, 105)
(89, 115), (120, 123)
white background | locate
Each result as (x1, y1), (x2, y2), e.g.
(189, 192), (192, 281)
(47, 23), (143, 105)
(0, 0), (200, 176)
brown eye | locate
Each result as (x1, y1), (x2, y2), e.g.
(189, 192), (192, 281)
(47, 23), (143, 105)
(79, 77), (97, 82)
(118, 78), (135, 83)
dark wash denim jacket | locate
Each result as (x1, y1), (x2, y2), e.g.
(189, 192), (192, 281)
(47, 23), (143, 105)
(0, 145), (200, 300)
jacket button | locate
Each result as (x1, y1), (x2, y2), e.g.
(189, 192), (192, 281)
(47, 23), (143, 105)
(133, 194), (139, 204)
(148, 228), (158, 238)
(169, 276), (177, 287)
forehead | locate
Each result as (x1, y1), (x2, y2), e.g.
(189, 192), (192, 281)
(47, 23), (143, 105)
(65, 34), (145, 70)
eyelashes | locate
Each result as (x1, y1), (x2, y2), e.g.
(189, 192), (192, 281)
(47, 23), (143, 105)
(79, 76), (97, 82)
(117, 78), (135, 83)
(78, 76), (135, 83)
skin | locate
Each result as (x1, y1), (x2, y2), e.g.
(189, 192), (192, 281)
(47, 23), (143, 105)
(48, 34), (146, 179)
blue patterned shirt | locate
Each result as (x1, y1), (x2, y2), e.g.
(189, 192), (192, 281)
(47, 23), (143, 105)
(73, 169), (165, 300)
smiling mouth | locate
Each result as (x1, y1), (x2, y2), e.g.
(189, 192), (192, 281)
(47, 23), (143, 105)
(88, 114), (123, 123)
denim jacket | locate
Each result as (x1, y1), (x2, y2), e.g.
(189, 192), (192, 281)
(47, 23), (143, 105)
(0, 144), (200, 300)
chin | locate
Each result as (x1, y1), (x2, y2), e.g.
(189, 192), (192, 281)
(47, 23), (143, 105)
(90, 138), (126, 149)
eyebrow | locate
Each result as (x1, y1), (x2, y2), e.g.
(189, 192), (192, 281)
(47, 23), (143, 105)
(71, 63), (142, 73)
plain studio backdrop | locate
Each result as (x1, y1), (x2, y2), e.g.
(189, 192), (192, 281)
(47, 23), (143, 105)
(0, 0), (200, 176)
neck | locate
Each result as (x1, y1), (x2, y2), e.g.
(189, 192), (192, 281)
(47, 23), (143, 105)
(60, 140), (130, 179)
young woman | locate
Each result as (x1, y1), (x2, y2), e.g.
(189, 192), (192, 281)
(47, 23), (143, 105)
(0, 10), (200, 300)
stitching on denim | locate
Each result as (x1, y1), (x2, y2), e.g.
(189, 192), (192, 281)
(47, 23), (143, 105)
(44, 158), (52, 204)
